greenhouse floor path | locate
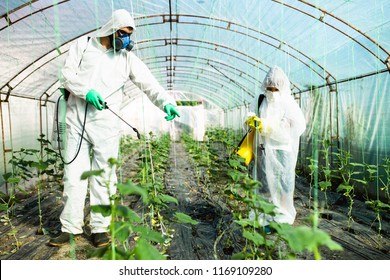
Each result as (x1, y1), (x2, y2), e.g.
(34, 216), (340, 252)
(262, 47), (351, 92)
(0, 142), (390, 260)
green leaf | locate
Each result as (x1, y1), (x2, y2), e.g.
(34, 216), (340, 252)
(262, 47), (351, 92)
(228, 159), (242, 168)
(6, 177), (21, 184)
(109, 247), (132, 260)
(117, 181), (148, 203)
(90, 245), (130, 260)
(157, 194), (178, 205)
(234, 218), (261, 229)
(242, 230), (267, 246)
(80, 169), (104, 180)
(174, 212), (199, 225)
(228, 170), (243, 182)
(350, 162), (365, 167)
(108, 158), (120, 167)
(133, 226), (165, 243)
(271, 223), (343, 253)
(0, 204), (8, 211)
(87, 246), (110, 259)
(134, 239), (166, 260)
(30, 161), (49, 171)
(353, 179), (367, 185)
(231, 251), (247, 260)
(91, 205), (111, 217)
(3, 172), (13, 181)
(367, 168), (377, 174)
(366, 200), (390, 210)
(254, 199), (277, 215)
(319, 181), (332, 190)
(337, 183), (353, 193)
(44, 147), (56, 154)
(376, 201), (390, 209)
(114, 221), (131, 242)
(115, 205), (141, 222)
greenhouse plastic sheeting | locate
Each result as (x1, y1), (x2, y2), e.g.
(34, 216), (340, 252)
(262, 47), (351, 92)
(0, 0), (389, 194)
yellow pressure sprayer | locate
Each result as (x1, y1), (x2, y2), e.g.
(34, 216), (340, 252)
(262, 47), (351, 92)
(235, 128), (255, 166)
(234, 94), (265, 166)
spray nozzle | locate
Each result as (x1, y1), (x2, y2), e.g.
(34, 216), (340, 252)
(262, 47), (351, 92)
(98, 100), (109, 109)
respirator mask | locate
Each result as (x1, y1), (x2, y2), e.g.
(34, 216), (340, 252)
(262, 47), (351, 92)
(265, 87), (281, 103)
(112, 30), (134, 51)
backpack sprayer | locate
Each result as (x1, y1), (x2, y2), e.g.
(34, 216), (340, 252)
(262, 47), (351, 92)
(54, 94), (140, 165)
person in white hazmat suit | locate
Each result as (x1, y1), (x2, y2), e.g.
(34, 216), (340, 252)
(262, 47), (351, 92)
(245, 66), (306, 233)
(49, 9), (180, 247)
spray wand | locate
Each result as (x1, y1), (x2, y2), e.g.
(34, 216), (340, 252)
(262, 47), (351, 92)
(103, 102), (141, 139)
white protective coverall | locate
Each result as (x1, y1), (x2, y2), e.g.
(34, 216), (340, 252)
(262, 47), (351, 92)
(247, 66), (306, 225)
(60, 9), (176, 234)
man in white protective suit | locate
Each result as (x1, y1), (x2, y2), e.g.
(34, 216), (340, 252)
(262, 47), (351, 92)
(49, 9), (180, 247)
(245, 66), (306, 234)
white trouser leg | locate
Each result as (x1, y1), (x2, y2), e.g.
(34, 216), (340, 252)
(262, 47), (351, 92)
(89, 135), (119, 233)
(60, 130), (91, 234)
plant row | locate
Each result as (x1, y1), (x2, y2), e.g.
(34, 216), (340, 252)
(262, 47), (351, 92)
(182, 128), (342, 260)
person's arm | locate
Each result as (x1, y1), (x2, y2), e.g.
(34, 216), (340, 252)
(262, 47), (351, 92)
(128, 53), (176, 110)
(262, 98), (306, 144)
(261, 116), (291, 144)
(244, 94), (259, 129)
(61, 38), (90, 99)
(288, 101), (306, 137)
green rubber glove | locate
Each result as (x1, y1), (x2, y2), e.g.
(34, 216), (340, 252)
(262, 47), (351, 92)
(86, 89), (104, 110)
(164, 103), (180, 121)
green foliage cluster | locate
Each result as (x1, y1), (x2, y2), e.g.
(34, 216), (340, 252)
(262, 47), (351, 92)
(1, 134), (64, 253)
(305, 139), (390, 236)
(183, 128), (342, 260)
(3, 129), (389, 259)
(86, 133), (197, 260)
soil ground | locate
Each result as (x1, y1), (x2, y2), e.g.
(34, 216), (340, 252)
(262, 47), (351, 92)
(0, 141), (389, 260)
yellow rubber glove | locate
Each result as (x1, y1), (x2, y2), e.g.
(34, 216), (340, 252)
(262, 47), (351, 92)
(245, 116), (262, 132)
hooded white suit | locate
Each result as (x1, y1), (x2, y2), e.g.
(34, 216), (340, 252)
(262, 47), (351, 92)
(247, 66), (306, 225)
(60, 10), (176, 234)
